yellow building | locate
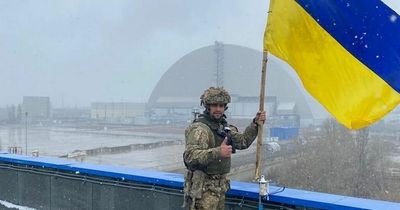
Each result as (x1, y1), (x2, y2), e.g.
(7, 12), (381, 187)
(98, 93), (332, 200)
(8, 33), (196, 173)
(90, 102), (146, 123)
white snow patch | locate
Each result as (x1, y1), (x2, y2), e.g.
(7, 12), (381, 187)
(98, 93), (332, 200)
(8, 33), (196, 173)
(0, 200), (36, 210)
(390, 14), (398, 22)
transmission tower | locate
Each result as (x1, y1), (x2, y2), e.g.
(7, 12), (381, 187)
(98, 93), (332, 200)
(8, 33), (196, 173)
(214, 41), (224, 87)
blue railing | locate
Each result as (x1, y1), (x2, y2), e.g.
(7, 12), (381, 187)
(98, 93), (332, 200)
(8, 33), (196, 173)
(0, 151), (399, 210)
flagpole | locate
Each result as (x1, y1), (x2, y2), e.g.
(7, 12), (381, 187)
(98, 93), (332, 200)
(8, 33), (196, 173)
(255, 51), (268, 180)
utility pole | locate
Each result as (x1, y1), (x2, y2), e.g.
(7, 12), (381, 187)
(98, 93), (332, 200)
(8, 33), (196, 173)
(25, 112), (28, 156)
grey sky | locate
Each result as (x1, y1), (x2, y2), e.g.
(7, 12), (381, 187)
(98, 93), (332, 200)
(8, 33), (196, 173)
(0, 0), (268, 107)
(1, 0), (399, 108)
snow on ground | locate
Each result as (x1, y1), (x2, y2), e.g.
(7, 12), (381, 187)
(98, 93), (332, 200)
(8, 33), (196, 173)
(0, 200), (36, 210)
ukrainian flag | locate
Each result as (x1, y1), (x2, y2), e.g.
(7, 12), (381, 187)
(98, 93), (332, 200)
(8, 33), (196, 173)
(265, 0), (400, 129)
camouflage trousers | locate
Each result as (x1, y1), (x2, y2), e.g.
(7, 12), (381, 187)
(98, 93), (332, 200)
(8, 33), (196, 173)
(187, 190), (226, 210)
(184, 170), (230, 210)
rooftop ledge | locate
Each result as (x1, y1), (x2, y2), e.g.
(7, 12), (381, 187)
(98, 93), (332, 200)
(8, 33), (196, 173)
(0, 152), (399, 210)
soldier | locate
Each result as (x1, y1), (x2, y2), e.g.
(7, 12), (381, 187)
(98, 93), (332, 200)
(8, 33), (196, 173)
(183, 87), (266, 210)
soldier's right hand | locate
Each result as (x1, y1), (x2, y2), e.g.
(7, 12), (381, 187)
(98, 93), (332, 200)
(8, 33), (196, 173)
(220, 137), (232, 158)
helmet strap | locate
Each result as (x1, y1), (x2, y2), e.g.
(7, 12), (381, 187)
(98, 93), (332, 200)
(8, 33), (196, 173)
(204, 104), (210, 112)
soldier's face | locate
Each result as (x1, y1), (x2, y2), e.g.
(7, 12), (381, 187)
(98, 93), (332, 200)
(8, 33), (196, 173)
(209, 104), (225, 119)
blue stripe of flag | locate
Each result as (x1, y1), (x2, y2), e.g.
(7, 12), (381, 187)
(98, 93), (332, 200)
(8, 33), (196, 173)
(296, 0), (400, 93)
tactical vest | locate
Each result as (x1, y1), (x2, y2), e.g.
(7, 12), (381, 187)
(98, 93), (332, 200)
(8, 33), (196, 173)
(194, 114), (231, 175)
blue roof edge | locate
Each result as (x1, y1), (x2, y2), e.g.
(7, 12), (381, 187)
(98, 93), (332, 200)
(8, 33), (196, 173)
(0, 152), (399, 210)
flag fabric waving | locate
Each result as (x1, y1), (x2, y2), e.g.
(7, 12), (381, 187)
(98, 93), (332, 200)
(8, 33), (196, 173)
(264, 0), (400, 129)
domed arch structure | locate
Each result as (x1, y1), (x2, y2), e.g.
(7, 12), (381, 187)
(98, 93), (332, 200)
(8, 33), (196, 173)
(148, 43), (326, 125)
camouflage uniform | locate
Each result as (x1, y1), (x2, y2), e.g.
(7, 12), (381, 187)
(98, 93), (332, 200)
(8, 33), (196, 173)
(183, 87), (259, 210)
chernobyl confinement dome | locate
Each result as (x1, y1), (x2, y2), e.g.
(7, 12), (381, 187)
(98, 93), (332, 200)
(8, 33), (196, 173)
(148, 43), (323, 120)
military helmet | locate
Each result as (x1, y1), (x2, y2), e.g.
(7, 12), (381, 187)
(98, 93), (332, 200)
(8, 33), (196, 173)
(200, 87), (231, 106)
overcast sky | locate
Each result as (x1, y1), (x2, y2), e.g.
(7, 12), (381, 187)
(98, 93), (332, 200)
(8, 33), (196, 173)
(0, 0), (269, 107)
(1, 0), (399, 108)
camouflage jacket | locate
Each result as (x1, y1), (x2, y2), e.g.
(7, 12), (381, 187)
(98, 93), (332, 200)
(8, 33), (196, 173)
(183, 113), (259, 174)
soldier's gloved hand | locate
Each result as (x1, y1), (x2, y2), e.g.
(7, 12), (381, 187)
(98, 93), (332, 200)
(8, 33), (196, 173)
(220, 137), (232, 158)
(253, 111), (266, 125)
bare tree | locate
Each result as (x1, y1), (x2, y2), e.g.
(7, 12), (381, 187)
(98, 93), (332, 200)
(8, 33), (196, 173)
(268, 118), (400, 202)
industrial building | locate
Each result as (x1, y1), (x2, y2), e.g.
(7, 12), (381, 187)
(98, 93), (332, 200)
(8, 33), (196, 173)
(22, 96), (51, 120)
(90, 102), (146, 124)
(0, 107), (7, 122)
(52, 107), (91, 123)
